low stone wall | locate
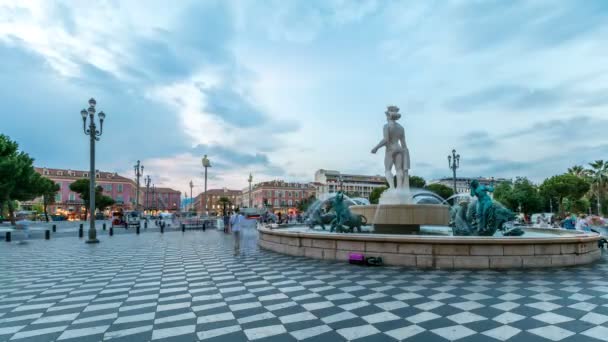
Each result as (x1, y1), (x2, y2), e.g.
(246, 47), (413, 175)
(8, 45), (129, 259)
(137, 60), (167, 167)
(258, 226), (602, 269)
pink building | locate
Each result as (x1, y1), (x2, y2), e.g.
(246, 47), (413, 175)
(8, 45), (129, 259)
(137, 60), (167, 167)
(143, 187), (181, 213)
(34, 167), (138, 219)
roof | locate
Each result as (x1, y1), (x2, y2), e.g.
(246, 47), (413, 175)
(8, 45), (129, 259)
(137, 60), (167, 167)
(36, 167), (134, 183)
(151, 187), (181, 194)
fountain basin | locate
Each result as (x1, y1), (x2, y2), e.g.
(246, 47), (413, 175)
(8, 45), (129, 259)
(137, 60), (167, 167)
(350, 204), (450, 234)
(258, 225), (602, 269)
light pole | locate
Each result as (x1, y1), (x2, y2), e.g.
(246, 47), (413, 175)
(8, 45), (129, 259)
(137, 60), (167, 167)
(145, 175), (151, 213)
(248, 173), (253, 208)
(81, 98), (105, 244)
(189, 181), (193, 213)
(134, 160), (143, 211)
(152, 184), (156, 214)
(202, 155), (211, 215)
(448, 149), (460, 194)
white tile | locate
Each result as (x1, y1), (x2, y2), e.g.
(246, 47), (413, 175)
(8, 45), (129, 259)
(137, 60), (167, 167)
(302, 301), (333, 311)
(336, 324), (380, 340)
(197, 312), (235, 324)
(292, 293), (321, 301)
(415, 301), (444, 311)
(450, 301), (484, 311)
(431, 325), (476, 340)
(118, 302), (156, 312)
(258, 293), (288, 302)
(569, 293), (593, 301)
(429, 293), (455, 301)
(154, 312), (195, 324)
(266, 301), (297, 311)
(13, 303), (54, 312)
(238, 312), (276, 324)
(156, 302), (190, 312)
(83, 302), (122, 312)
(279, 312), (316, 324)
(73, 313), (118, 325)
(449, 304), (489, 320)
(582, 326), (608, 342)
(321, 311), (357, 324)
(491, 302), (520, 311)
(493, 312), (525, 325)
(393, 293), (423, 301)
(60, 295), (96, 303)
(568, 302), (597, 311)
(360, 293), (387, 301)
(526, 302), (562, 311)
(0, 313), (42, 324)
(57, 325), (109, 340)
(225, 293), (255, 302)
(0, 325), (25, 336)
(532, 312), (574, 325)
(279, 286), (306, 293)
(528, 325), (574, 341)
(197, 325), (242, 340)
(385, 325), (425, 340)
(47, 303), (87, 312)
(8, 325), (65, 340)
(375, 301), (408, 311)
(290, 324), (332, 340)
(151, 324), (195, 340)
(407, 312), (441, 324)
(229, 302), (261, 311)
(114, 312), (155, 324)
(192, 294), (222, 302)
(244, 324), (287, 340)
(362, 311), (400, 324)
(33, 313), (79, 324)
(580, 312), (608, 325)
(192, 302), (227, 312)
(126, 294), (158, 302)
(482, 325), (521, 341)
(339, 301), (368, 311)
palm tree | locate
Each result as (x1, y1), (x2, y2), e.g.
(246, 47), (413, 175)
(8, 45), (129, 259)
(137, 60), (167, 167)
(218, 197), (231, 216)
(567, 165), (589, 178)
(588, 160), (608, 215)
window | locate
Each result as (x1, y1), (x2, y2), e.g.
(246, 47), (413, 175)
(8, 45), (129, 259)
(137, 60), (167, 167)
(96, 173), (100, 178)
(288, 200), (293, 206)
(274, 199), (279, 206)
(104, 184), (112, 191)
(83, 173), (88, 177)
(117, 184), (123, 192)
(57, 171), (63, 176)
(69, 193), (75, 201)
(43, 169), (49, 175)
(56, 182), (61, 190)
(116, 195), (124, 203)
(55, 193), (61, 202)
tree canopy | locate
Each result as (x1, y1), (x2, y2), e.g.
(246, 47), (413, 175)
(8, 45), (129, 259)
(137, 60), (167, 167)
(69, 179), (115, 216)
(539, 173), (590, 214)
(424, 183), (454, 201)
(493, 177), (542, 214)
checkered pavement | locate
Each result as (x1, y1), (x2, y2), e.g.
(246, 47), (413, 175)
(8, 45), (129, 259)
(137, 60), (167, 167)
(1, 228), (608, 341)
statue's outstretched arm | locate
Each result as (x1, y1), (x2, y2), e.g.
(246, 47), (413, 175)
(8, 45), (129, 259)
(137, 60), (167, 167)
(371, 125), (388, 153)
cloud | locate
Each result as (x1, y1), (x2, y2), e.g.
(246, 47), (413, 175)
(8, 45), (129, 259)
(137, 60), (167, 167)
(502, 116), (608, 142)
(462, 131), (498, 149)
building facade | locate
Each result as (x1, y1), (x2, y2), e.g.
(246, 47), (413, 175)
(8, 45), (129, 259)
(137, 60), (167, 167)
(314, 169), (386, 199)
(428, 177), (511, 194)
(242, 180), (315, 214)
(193, 188), (241, 215)
(142, 187), (181, 213)
(30, 167), (138, 219)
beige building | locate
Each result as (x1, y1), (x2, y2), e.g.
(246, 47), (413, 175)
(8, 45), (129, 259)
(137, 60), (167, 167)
(314, 169), (386, 199)
(194, 188), (241, 215)
(241, 180), (316, 214)
(428, 176), (510, 194)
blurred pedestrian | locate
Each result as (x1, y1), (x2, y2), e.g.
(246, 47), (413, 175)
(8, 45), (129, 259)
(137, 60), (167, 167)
(230, 209), (244, 254)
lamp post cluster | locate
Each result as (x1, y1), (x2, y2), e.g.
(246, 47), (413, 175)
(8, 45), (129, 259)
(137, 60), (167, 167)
(81, 98), (106, 244)
(248, 173), (253, 208)
(202, 155), (211, 215)
(145, 175), (151, 213)
(134, 160), (144, 211)
(448, 149), (460, 194)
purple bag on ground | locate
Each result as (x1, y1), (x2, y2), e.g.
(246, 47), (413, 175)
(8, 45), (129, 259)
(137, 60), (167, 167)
(349, 253), (365, 265)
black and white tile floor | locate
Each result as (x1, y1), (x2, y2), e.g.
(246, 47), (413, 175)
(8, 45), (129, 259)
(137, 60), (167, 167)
(1, 228), (608, 341)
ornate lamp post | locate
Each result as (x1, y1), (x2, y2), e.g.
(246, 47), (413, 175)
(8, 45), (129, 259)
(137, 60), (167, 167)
(447, 149), (460, 194)
(248, 173), (253, 208)
(202, 155), (211, 215)
(81, 98), (106, 244)
(152, 184), (156, 213)
(134, 160), (143, 211)
(145, 175), (151, 213)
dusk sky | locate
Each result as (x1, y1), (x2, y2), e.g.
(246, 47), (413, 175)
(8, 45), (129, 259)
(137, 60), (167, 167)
(1, 0), (608, 195)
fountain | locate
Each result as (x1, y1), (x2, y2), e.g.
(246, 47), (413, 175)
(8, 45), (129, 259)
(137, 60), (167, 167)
(258, 105), (602, 269)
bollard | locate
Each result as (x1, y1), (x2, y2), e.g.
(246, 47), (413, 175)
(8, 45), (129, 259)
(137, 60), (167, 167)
(182, 224), (185, 232)
(109, 227), (114, 236)
(103, 223), (106, 231)
(52, 224), (56, 233)
(45, 230), (50, 240)
(144, 221), (148, 229)
(5, 231), (11, 242)
(160, 224), (164, 234)
(203, 221), (206, 232)
(80, 223), (83, 229)
(79, 226), (83, 238)
(136, 225), (140, 235)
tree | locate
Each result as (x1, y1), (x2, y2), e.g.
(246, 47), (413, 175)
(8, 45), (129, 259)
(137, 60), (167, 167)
(424, 183), (454, 201)
(539, 174), (590, 215)
(218, 196), (231, 216)
(69, 179), (115, 218)
(296, 195), (316, 212)
(409, 176), (426, 188)
(345, 191), (361, 198)
(369, 186), (388, 204)
(39, 177), (60, 222)
(492, 178), (542, 214)
(568, 165), (589, 178)
(0, 135), (45, 225)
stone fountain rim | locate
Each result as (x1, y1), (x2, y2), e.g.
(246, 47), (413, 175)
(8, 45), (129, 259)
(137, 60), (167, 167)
(258, 225), (601, 245)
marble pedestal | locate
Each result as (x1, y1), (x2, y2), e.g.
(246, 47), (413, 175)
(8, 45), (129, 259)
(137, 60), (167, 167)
(350, 204), (450, 234)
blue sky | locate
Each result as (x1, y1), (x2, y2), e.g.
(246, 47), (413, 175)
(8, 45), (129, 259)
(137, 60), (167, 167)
(1, 0), (608, 194)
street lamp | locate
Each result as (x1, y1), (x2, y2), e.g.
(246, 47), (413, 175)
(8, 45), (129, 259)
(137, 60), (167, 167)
(202, 155), (211, 215)
(134, 160), (143, 211)
(152, 184), (156, 213)
(145, 175), (151, 213)
(448, 149), (460, 194)
(81, 98), (106, 244)
(248, 173), (253, 208)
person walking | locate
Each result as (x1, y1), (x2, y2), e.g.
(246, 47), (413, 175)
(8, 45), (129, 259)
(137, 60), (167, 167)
(230, 209), (244, 254)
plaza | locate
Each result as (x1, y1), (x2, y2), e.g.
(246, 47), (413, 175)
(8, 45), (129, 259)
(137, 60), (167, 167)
(0, 228), (608, 342)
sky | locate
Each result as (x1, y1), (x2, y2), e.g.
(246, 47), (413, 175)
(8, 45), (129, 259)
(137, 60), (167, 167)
(1, 0), (608, 195)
